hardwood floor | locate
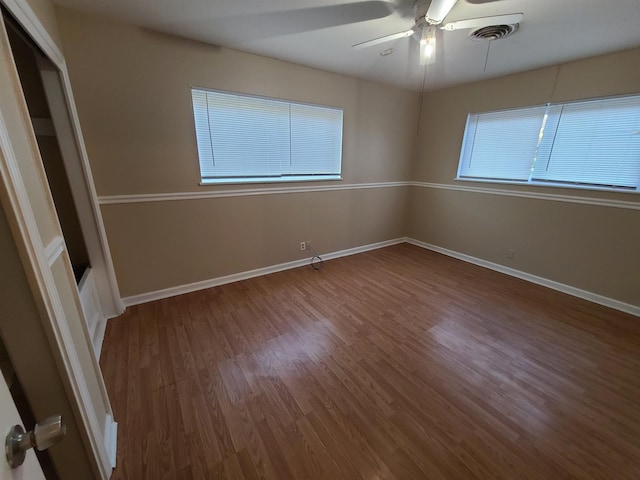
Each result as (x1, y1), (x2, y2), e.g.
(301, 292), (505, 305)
(100, 243), (640, 479)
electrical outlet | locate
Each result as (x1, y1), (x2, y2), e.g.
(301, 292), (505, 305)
(506, 249), (515, 259)
(300, 241), (306, 251)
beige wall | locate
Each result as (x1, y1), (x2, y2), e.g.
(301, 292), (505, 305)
(56, 6), (639, 308)
(23, 0), (63, 51)
(408, 48), (640, 307)
(56, 7), (419, 297)
(102, 188), (407, 295)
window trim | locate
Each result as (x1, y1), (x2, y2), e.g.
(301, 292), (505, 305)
(191, 86), (344, 185)
(454, 175), (640, 195)
(199, 174), (342, 186)
(455, 93), (640, 194)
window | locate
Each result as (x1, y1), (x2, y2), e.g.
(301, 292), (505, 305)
(457, 94), (640, 192)
(191, 88), (343, 184)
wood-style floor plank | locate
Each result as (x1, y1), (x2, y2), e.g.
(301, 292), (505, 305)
(100, 244), (640, 479)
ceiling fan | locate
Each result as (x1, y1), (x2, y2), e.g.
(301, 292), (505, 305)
(352, 0), (523, 66)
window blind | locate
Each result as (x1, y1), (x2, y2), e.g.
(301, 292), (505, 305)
(191, 88), (343, 183)
(458, 106), (547, 181)
(532, 96), (640, 189)
(288, 103), (343, 176)
(456, 94), (640, 192)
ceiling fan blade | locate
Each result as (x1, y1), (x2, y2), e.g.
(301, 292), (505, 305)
(442, 13), (524, 31)
(160, 1), (396, 44)
(352, 29), (415, 49)
(425, 0), (459, 25)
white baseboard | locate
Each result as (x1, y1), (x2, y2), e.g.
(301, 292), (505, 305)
(93, 318), (107, 361)
(121, 236), (638, 317)
(405, 237), (640, 317)
(103, 414), (117, 468)
(122, 238), (405, 306)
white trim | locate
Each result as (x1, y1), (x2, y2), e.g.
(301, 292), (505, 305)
(93, 317), (107, 360)
(406, 238), (640, 317)
(99, 181), (410, 205)
(455, 176), (640, 196)
(78, 267), (108, 361)
(97, 181), (640, 210)
(123, 238), (405, 306)
(124, 235), (639, 316)
(0, 0), (64, 68)
(61, 65), (124, 315)
(200, 175), (342, 185)
(103, 414), (118, 469)
(38, 63), (124, 317)
(43, 235), (64, 266)
(412, 181), (640, 211)
(47, 267), (113, 477)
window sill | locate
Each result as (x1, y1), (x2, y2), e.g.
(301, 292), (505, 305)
(200, 175), (342, 186)
(455, 177), (639, 195)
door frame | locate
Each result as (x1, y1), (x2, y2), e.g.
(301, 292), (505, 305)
(0, 2), (118, 478)
(2, 0), (123, 320)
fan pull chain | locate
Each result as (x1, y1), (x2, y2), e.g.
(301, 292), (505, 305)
(417, 65), (428, 134)
(483, 40), (491, 72)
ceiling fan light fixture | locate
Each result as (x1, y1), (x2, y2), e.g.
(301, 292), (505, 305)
(425, 0), (459, 25)
(420, 26), (437, 65)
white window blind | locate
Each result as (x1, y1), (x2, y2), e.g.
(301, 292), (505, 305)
(191, 88), (343, 183)
(532, 96), (640, 189)
(456, 94), (640, 192)
(458, 106), (547, 181)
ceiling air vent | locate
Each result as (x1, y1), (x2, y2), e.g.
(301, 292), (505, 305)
(470, 24), (518, 41)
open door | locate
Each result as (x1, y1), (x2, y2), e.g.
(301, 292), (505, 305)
(0, 180), (93, 479)
(0, 7), (116, 479)
(5, 13), (115, 361)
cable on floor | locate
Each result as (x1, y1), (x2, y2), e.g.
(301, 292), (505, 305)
(308, 243), (324, 271)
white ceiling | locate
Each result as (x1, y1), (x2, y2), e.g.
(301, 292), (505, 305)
(52, 0), (640, 91)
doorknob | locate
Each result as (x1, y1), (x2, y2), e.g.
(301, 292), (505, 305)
(5, 415), (66, 468)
